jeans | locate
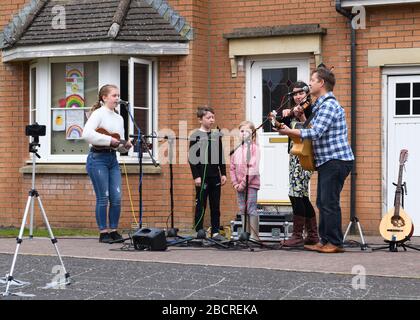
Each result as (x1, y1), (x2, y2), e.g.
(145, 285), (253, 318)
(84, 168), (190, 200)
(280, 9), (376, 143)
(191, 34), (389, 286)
(194, 176), (221, 235)
(86, 152), (122, 231)
(317, 160), (353, 247)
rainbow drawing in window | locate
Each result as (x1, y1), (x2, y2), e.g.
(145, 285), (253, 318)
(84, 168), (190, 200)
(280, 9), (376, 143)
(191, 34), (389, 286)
(66, 63), (84, 78)
(66, 94), (84, 108)
(66, 124), (83, 140)
(65, 63), (85, 108)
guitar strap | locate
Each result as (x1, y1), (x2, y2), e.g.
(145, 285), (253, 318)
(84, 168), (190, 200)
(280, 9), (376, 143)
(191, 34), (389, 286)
(302, 96), (336, 128)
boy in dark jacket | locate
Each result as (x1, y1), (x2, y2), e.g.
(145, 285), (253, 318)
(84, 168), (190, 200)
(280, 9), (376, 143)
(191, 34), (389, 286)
(189, 106), (226, 239)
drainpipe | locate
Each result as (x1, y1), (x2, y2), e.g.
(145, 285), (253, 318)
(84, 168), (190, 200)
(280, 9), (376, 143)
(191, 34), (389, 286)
(336, 0), (357, 232)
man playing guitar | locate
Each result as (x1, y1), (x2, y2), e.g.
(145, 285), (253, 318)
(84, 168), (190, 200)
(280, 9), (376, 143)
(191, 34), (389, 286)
(278, 65), (354, 253)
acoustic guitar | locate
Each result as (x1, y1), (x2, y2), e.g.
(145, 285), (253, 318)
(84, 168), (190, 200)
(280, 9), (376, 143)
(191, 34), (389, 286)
(379, 149), (414, 242)
(268, 110), (315, 171)
(94, 127), (131, 153)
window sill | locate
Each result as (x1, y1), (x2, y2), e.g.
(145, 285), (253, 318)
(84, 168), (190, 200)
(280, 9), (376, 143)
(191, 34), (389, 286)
(19, 164), (161, 175)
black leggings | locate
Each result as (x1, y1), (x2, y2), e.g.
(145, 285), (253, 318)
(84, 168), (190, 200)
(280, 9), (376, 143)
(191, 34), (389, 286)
(289, 196), (315, 218)
(194, 176), (221, 234)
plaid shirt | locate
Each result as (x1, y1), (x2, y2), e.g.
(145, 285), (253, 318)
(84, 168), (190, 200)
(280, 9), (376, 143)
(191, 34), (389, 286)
(300, 92), (354, 168)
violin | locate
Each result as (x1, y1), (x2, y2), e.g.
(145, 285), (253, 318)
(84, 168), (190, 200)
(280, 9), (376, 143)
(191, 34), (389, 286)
(267, 93), (311, 126)
(289, 95), (311, 116)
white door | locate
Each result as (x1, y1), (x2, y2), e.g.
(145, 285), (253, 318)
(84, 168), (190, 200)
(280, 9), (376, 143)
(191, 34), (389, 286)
(247, 58), (310, 203)
(387, 75), (420, 236)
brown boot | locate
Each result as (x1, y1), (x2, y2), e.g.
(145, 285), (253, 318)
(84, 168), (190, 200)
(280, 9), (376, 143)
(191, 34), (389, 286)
(282, 215), (305, 247)
(304, 216), (319, 245)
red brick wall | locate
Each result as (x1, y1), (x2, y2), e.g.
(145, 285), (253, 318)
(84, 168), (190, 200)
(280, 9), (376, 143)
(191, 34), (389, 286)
(206, 0), (356, 231)
(202, 1), (420, 234)
(0, 0), (212, 233)
(352, 4), (420, 232)
(0, 0), (31, 228)
(2, 1), (420, 235)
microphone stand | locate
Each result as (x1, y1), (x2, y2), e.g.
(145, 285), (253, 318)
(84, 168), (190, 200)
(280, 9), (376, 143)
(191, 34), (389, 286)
(121, 102), (158, 230)
(228, 136), (269, 251)
(135, 133), (193, 245)
(142, 133), (229, 248)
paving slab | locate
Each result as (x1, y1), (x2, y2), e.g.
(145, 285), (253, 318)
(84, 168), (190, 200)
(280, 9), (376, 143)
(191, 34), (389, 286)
(0, 235), (419, 278)
(0, 253), (420, 300)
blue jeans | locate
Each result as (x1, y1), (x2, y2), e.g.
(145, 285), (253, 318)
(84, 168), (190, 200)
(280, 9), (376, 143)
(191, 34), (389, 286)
(317, 160), (353, 247)
(86, 151), (122, 231)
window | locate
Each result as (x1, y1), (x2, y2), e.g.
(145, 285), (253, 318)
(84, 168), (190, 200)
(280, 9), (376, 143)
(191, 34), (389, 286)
(128, 58), (156, 159)
(30, 56), (157, 163)
(262, 67), (297, 132)
(395, 81), (420, 116)
(50, 61), (98, 155)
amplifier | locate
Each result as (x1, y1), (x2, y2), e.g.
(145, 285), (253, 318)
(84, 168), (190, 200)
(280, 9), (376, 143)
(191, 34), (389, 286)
(132, 227), (167, 251)
(230, 213), (293, 241)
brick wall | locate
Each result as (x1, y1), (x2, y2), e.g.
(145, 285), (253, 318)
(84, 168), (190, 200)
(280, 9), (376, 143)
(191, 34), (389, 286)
(0, 0), (31, 228)
(203, 1), (420, 234)
(2, 0), (420, 235)
(0, 0), (212, 233)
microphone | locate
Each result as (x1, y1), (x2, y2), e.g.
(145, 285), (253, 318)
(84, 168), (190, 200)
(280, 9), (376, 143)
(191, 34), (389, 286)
(285, 86), (309, 96)
(117, 99), (129, 105)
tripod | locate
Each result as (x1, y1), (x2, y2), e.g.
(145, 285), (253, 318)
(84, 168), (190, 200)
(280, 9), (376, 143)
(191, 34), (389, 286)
(372, 236), (420, 252)
(2, 136), (70, 296)
(343, 216), (368, 250)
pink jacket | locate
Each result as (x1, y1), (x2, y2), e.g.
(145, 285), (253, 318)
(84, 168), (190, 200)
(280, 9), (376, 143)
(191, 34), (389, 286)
(230, 142), (260, 191)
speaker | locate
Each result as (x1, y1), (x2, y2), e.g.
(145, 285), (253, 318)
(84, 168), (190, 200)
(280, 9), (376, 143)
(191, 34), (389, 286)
(132, 228), (167, 251)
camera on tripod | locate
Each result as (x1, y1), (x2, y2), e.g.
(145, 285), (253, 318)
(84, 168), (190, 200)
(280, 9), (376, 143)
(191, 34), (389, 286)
(26, 123), (46, 156)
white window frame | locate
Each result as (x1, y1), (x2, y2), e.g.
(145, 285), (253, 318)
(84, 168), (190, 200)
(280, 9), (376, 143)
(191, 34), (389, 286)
(30, 56), (158, 164)
(29, 62), (37, 124)
(128, 57), (158, 162)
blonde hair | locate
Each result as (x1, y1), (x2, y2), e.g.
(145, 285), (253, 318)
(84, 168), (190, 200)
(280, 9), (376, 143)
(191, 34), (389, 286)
(90, 84), (119, 112)
(239, 120), (256, 142)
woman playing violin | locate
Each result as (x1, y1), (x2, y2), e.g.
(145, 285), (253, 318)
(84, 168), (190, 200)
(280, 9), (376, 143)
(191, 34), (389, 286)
(280, 81), (319, 247)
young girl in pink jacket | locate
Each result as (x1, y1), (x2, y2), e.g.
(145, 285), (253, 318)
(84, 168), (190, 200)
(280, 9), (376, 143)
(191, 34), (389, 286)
(230, 121), (260, 240)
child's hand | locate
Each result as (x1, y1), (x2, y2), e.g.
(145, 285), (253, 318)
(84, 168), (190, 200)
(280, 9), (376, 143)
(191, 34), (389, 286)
(237, 184), (245, 192)
(194, 177), (201, 187)
(221, 175), (227, 186)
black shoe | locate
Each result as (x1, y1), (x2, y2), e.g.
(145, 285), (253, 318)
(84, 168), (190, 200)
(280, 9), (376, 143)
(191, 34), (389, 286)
(99, 232), (111, 243)
(109, 231), (124, 243)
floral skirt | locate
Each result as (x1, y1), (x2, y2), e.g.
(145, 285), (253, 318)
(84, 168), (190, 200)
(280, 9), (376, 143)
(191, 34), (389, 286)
(289, 154), (312, 198)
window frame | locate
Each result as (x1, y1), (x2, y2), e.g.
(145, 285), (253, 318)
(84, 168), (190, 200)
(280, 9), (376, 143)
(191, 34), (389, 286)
(393, 79), (420, 118)
(29, 55), (158, 164)
(127, 57), (158, 162)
